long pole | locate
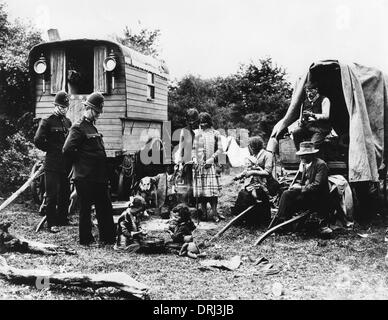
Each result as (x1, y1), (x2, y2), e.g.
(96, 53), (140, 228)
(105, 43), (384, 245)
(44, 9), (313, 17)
(209, 204), (257, 242)
(0, 166), (44, 213)
(266, 169), (300, 230)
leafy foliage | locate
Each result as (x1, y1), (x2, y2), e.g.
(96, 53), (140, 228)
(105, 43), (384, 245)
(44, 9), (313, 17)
(115, 26), (161, 58)
(0, 3), (42, 130)
(168, 58), (292, 140)
(0, 4), (42, 195)
(0, 133), (39, 195)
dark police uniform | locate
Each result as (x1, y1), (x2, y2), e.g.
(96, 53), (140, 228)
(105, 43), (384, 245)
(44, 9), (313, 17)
(34, 114), (72, 228)
(63, 116), (115, 245)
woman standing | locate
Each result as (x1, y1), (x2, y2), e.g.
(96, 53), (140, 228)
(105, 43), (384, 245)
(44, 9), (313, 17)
(192, 112), (224, 222)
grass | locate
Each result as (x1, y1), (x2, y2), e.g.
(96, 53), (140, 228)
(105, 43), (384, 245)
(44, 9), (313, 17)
(0, 175), (388, 300)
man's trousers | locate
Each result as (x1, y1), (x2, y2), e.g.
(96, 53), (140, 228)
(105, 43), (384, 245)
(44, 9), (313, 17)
(45, 171), (70, 228)
(74, 180), (115, 245)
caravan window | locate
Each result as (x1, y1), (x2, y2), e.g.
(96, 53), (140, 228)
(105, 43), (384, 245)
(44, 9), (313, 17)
(147, 72), (155, 100)
(66, 46), (94, 95)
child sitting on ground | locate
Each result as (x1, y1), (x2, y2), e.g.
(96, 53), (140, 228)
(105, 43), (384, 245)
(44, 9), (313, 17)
(167, 204), (196, 244)
(114, 196), (148, 252)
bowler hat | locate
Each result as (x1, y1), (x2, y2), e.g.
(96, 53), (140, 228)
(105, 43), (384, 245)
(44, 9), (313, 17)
(83, 92), (104, 113)
(54, 91), (70, 108)
(296, 141), (319, 156)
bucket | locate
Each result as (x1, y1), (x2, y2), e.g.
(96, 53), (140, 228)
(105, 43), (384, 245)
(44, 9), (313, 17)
(279, 137), (299, 167)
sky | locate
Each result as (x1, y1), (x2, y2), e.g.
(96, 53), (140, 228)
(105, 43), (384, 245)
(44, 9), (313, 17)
(5, 0), (388, 82)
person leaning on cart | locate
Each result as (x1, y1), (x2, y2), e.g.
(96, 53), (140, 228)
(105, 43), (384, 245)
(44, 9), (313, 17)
(291, 81), (331, 151)
(34, 91), (72, 233)
(63, 92), (115, 246)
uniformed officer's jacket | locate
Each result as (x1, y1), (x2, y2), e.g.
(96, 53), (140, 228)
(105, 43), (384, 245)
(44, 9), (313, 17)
(34, 114), (72, 173)
(62, 116), (108, 183)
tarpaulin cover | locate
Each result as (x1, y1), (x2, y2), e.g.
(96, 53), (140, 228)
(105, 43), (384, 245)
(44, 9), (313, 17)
(271, 61), (388, 183)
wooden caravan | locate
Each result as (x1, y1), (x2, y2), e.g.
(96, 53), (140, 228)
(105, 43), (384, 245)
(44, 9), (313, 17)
(29, 39), (169, 158)
(29, 39), (170, 201)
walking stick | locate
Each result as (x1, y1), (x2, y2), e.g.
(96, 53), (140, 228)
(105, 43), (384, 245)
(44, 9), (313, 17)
(254, 210), (310, 246)
(266, 169), (300, 230)
(209, 204), (257, 242)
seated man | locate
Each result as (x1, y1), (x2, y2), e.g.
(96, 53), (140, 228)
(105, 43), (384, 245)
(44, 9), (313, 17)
(292, 82), (332, 151)
(277, 141), (331, 234)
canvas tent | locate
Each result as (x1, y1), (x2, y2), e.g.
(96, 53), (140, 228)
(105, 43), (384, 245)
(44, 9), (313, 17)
(269, 60), (388, 183)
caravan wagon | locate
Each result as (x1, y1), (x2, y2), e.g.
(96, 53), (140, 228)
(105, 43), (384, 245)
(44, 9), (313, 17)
(29, 38), (170, 202)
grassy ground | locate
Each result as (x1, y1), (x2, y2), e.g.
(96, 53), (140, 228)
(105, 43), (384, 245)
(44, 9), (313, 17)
(0, 175), (388, 300)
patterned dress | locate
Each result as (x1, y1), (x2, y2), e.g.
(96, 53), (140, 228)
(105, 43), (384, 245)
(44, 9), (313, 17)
(192, 128), (223, 197)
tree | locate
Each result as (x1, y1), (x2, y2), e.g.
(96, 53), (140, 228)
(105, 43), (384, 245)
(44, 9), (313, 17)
(230, 58), (292, 139)
(168, 58), (292, 141)
(115, 26), (161, 58)
(0, 3), (42, 136)
(0, 3), (42, 195)
(168, 75), (219, 132)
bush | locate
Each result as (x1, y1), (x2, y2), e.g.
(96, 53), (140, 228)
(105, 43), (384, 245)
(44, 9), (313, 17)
(0, 133), (40, 195)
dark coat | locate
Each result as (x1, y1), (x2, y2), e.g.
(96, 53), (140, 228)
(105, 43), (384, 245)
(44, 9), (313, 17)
(34, 114), (72, 173)
(300, 157), (330, 201)
(62, 117), (108, 183)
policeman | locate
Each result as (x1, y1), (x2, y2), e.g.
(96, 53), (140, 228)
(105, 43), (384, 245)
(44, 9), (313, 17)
(34, 91), (72, 233)
(63, 92), (115, 246)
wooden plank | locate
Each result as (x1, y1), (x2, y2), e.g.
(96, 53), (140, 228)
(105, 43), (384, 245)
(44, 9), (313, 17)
(125, 73), (148, 86)
(126, 93), (166, 105)
(99, 129), (122, 136)
(126, 82), (168, 98)
(154, 85), (168, 95)
(97, 123), (123, 131)
(125, 81), (147, 92)
(126, 105), (166, 114)
(123, 121), (163, 129)
(103, 100), (126, 107)
(125, 66), (147, 80)
(125, 76), (168, 91)
(155, 77), (168, 87)
(126, 111), (167, 121)
(98, 119), (122, 125)
(126, 87), (148, 97)
(154, 93), (168, 102)
(126, 98), (167, 109)
(128, 106), (166, 116)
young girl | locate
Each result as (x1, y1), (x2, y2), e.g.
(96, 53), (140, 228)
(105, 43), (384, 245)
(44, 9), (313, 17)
(168, 204), (196, 244)
(192, 112), (224, 222)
